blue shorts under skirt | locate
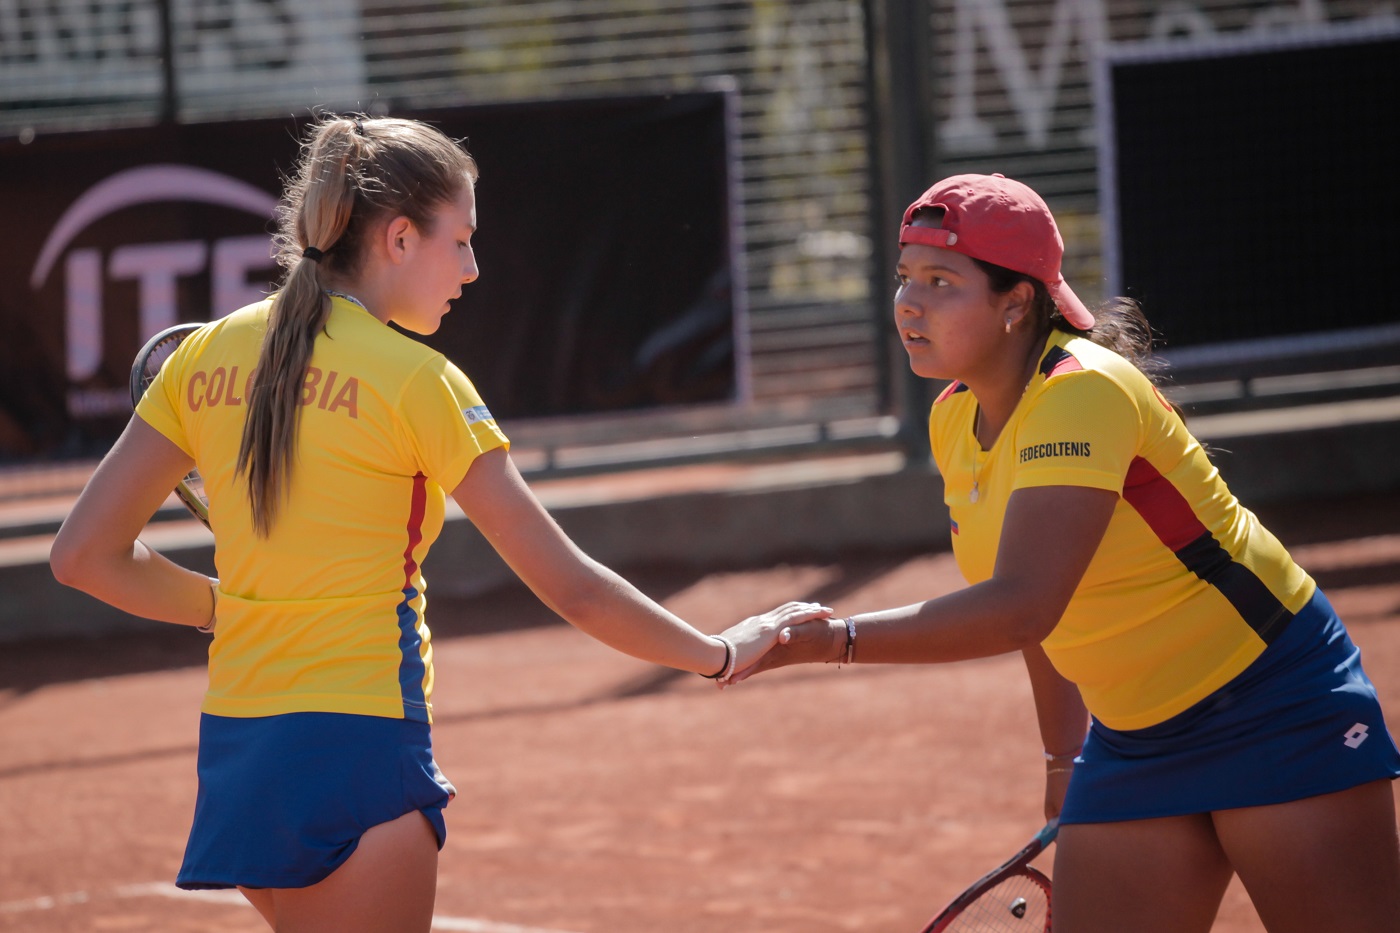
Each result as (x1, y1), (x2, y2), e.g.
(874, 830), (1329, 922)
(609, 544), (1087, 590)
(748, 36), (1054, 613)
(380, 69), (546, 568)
(177, 712), (456, 890)
(1059, 587), (1400, 825)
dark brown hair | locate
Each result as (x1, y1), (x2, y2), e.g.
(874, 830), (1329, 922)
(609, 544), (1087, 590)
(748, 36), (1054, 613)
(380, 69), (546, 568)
(972, 259), (1165, 382)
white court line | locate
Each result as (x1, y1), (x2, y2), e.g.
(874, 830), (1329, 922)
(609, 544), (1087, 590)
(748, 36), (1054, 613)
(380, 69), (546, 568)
(1, 882), (582, 933)
(429, 918), (582, 933)
(117, 882), (249, 905)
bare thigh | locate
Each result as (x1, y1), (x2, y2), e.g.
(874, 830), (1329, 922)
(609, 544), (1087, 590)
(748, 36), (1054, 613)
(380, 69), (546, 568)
(1052, 814), (1234, 933)
(1213, 779), (1400, 933)
(240, 886), (276, 929)
(250, 810), (439, 933)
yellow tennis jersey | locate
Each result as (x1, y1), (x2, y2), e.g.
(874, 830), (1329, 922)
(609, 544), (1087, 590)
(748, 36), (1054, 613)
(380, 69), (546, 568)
(137, 296), (509, 722)
(930, 331), (1314, 730)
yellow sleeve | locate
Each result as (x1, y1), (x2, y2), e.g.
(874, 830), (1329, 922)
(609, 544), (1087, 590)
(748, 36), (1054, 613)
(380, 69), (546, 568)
(133, 339), (196, 459)
(1011, 371), (1139, 493)
(395, 356), (510, 492)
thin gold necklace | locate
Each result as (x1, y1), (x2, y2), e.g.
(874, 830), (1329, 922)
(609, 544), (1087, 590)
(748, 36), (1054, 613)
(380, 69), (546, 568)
(969, 344), (1042, 505)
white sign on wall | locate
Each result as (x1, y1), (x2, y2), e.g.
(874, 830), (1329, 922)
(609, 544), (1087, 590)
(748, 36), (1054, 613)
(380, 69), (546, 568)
(0, 0), (364, 113)
(939, 0), (1399, 152)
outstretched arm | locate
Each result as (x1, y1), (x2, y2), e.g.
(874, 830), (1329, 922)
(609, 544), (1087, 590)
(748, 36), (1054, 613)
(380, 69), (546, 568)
(50, 415), (217, 629)
(728, 483), (1118, 681)
(452, 447), (830, 677)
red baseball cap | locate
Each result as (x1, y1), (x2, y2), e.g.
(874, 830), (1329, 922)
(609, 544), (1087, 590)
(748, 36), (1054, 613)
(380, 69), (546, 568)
(899, 173), (1094, 330)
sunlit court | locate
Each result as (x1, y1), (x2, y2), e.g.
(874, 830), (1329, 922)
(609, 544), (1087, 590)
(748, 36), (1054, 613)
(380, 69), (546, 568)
(4, 3), (1400, 932)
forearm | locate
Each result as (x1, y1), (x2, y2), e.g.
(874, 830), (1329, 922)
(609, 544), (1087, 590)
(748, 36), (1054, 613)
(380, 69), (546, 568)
(535, 555), (727, 676)
(53, 538), (215, 629)
(1023, 642), (1086, 821)
(849, 578), (1056, 664)
(1024, 644), (1088, 756)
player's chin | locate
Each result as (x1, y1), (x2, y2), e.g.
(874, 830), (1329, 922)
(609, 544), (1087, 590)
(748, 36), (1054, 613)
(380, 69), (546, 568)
(904, 352), (947, 381)
(400, 316), (444, 336)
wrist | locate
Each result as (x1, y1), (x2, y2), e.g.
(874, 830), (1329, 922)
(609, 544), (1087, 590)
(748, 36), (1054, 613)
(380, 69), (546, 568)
(1043, 746), (1081, 764)
(827, 616), (856, 666)
(701, 635), (736, 681)
(198, 578), (218, 635)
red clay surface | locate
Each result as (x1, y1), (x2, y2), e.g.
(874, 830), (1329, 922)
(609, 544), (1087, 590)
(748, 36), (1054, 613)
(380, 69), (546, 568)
(2, 489), (1398, 932)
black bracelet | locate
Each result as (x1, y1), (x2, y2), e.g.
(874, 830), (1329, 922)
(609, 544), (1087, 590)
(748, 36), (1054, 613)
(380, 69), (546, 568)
(701, 636), (733, 680)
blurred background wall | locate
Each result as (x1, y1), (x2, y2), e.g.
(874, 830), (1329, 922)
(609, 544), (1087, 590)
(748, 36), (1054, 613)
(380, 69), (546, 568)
(2, 0), (1397, 484)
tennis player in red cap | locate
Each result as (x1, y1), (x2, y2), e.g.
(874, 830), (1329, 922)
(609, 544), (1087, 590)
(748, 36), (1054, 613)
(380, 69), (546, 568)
(737, 173), (1400, 933)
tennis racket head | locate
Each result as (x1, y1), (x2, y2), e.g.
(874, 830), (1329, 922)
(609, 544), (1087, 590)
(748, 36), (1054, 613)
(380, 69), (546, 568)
(920, 822), (1057, 933)
(130, 323), (211, 529)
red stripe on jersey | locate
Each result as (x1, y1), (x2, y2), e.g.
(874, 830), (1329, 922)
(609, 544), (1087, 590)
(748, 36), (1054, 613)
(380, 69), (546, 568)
(1121, 457), (1207, 552)
(1122, 457), (1292, 644)
(935, 381), (968, 404)
(401, 472), (427, 584)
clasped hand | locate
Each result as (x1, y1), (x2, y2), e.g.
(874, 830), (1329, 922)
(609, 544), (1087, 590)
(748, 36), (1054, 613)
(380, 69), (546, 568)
(714, 602), (845, 686)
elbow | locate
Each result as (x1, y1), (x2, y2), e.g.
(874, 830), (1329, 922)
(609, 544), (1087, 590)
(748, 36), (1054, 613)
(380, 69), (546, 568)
(534, 555), (621, 629)
(545, 571), (611, 626)
(1009, 612), (1059, 651)
(1015, 595), (1071, 649)
(995, 585), (1064, 651)
(49, 527), (97, 591)
(49, 540), (81, 589)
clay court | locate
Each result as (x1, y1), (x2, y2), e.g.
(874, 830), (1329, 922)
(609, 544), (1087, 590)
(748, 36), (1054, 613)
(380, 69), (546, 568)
(1, 479), (1398, 933)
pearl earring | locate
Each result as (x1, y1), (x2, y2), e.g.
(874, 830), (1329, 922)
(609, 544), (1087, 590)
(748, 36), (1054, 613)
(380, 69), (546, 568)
(1005, 320), (1012, 334)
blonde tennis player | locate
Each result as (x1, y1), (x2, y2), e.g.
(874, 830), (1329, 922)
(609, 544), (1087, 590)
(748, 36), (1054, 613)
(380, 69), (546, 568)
(50, 114), (827, 933)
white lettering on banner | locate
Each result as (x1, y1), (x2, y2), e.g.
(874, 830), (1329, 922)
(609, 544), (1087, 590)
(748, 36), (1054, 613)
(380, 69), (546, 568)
(940, 0), (1396, 153)
(30, 164), (279, 385)
(110, 241), (209, 342)
(942, 0), (1107, 151)
(214, 236), (280, 314)
(64, 249), (103, 383)
(0, 0), (363, 109)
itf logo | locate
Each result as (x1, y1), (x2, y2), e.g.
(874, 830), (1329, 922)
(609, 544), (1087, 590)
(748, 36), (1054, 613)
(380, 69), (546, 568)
(1343, 723), (1370, 749)
(30, 164), (278, 416)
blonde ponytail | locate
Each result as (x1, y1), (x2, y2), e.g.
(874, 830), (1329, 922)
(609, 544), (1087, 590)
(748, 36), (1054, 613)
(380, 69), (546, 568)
(236, 115), (477, 536)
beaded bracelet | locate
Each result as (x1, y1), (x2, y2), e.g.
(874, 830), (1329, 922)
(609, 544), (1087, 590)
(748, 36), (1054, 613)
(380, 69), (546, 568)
(843, 616), (857, 665)
(198, 578), (219, 635)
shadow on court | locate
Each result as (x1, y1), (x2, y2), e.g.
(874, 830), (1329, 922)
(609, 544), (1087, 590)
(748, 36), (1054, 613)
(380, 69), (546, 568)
(3, 491), (1398, 700)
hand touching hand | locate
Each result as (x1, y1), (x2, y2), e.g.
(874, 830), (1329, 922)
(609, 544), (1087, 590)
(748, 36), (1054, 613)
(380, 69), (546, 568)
(723, 609), (847, 686)
(716, 601), (833, 685)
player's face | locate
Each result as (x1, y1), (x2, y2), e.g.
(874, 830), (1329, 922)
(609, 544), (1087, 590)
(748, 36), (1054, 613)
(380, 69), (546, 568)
(394, 179), (479, 335)
(893, 244), (1004, 381)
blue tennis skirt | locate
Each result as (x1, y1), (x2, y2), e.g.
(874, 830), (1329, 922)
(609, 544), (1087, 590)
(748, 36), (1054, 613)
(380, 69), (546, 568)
(1060, 587), (1400, 824)
(177, 712), (455, 890)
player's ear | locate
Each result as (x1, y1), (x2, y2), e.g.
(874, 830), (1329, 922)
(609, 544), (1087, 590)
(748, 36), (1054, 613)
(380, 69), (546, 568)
(1002, 279), (1036, 329)
(382, 215), (417, 265)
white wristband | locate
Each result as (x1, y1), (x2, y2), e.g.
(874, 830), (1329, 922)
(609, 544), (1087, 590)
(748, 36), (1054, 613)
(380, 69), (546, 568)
(713, 635), (737, 683)
(1043, 747), (1081, 762)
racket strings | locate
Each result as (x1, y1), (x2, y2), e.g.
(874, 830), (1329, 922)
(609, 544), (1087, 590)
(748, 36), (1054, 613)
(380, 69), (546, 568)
(940, 873), (1050, 933)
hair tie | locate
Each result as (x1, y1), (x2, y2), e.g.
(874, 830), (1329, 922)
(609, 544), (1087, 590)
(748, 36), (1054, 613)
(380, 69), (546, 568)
(354, 117), (367, 137)
(302, 246), (324, 263)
